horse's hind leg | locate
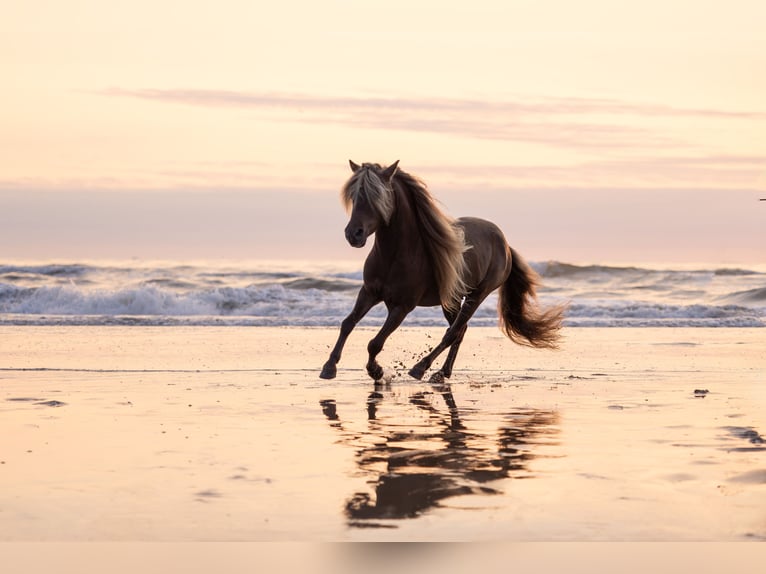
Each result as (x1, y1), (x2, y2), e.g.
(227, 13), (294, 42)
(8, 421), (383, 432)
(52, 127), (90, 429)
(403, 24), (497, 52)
(436, 327), (467, 381)
(410, 293), (484, 380)
(428, 307), (467, 383)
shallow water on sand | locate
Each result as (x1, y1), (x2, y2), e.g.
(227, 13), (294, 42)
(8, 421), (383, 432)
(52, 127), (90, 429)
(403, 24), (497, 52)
(0, 327), (764, 541)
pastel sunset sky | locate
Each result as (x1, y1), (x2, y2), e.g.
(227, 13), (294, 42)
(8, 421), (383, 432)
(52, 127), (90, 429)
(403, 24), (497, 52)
(2, 0), (764, 263)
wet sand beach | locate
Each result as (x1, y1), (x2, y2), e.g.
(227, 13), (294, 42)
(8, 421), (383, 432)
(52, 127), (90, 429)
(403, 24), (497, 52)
(0, 326), (764, 542)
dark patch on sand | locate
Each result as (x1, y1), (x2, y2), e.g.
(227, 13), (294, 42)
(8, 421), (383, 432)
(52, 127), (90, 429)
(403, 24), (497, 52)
(663, 473), (697, 482)
(5, 397), (66, 407)
(227, 474), (272, 484)
(578, 472), (610, 480)
(720, 426), (765, 452)
(728, 469), (766, 484)
(35, 400), (67, 407)
(724, 426), (765, 445)
(194, 489), (223, 500)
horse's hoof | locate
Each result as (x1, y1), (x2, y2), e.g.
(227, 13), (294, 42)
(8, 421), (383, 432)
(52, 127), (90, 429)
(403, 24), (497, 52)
(320, 362), (337, 380)
(367, 364), (384, 381)
(408, 365), (426, 380)
(428, 371), (446, 385)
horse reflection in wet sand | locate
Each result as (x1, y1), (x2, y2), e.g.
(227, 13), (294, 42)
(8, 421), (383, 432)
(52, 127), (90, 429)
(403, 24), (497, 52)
(320, 161), (566, 383)
(320, 385), (560, 524)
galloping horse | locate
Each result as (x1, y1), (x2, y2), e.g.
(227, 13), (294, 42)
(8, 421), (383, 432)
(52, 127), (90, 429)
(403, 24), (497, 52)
(320, 161), (565, 383)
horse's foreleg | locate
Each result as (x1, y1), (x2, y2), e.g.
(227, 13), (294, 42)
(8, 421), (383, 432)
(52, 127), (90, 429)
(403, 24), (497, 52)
(409, 295), (483, 381)
(365, 304), (410, 380)
(320, 287), (379, 379)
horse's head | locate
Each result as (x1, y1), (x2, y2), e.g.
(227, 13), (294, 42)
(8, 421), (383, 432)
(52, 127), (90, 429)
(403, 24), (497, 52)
(341, 160), (399, 248)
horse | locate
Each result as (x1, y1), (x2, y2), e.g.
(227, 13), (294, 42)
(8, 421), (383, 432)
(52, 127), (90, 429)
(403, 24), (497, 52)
(320, 160), (565, 383)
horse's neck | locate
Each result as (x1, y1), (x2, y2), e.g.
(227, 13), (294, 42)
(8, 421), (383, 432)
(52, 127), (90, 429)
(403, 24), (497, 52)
(374, 185), (423, 255)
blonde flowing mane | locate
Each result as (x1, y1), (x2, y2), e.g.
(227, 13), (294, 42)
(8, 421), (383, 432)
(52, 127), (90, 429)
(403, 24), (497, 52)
(342, 163), (468, 310)
(341, 163), (395, 223)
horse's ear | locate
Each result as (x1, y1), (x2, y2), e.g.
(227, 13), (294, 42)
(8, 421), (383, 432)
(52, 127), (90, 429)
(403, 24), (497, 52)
(349, 160), (361, 172)
(382, 160), (400, 182)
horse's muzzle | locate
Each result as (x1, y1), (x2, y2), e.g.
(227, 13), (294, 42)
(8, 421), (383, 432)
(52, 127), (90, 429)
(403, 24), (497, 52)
(345, 226), (367, 248)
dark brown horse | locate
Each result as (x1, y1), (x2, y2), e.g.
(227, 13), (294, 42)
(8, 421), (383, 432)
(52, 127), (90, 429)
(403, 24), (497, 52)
(320, 161), (565, 383)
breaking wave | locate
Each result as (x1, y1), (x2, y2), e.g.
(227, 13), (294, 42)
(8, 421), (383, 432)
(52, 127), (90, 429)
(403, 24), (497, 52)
(1, 260), (763, 327)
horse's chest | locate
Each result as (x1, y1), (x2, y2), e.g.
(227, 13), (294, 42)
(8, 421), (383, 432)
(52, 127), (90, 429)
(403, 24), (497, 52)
(364, 262), (438, 307)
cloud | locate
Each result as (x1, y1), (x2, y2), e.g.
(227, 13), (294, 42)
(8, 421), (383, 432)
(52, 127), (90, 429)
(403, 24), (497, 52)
(418, 154), (766, 191)
(98, 88), (766, 120)
(96, 88), (766, 151)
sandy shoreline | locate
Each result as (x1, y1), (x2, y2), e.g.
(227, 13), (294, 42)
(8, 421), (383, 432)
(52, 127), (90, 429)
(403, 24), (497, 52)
(1, 325), (764, 542)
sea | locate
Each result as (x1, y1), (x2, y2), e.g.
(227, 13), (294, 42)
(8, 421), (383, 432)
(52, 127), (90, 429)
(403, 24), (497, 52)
(1, 260), (764, 328)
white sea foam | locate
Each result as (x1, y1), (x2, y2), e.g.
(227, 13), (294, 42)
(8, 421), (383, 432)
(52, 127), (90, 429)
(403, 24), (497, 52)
(0, 261), (763, 327)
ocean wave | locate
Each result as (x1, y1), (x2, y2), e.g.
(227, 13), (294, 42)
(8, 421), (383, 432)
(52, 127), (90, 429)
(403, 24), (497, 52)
(280, 277), (361, 292)
(565, 317), (764, 328)
(12, 285), (308, 315)
(723, 286), (766, 304)
(0, 282), (762, 328)
(1, 260), (763, 327)
(535, 261), (765, 280)
(0, 263), (92, 277)
(713, 268), (762, 277)
(566, 302), (763, 325)
(534, 261), (645, 278)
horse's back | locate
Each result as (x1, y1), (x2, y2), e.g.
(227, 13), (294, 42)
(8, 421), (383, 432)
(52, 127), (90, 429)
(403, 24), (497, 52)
(458, 216), (507, 246)
(457, 217), (512, 292)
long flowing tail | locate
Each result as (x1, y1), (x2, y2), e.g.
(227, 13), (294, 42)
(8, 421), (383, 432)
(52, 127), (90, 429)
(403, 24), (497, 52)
(498, 248), (566, 349)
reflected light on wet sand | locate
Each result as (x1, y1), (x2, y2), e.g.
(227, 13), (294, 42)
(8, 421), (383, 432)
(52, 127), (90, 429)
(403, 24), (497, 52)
(1, 326), (764, 543)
